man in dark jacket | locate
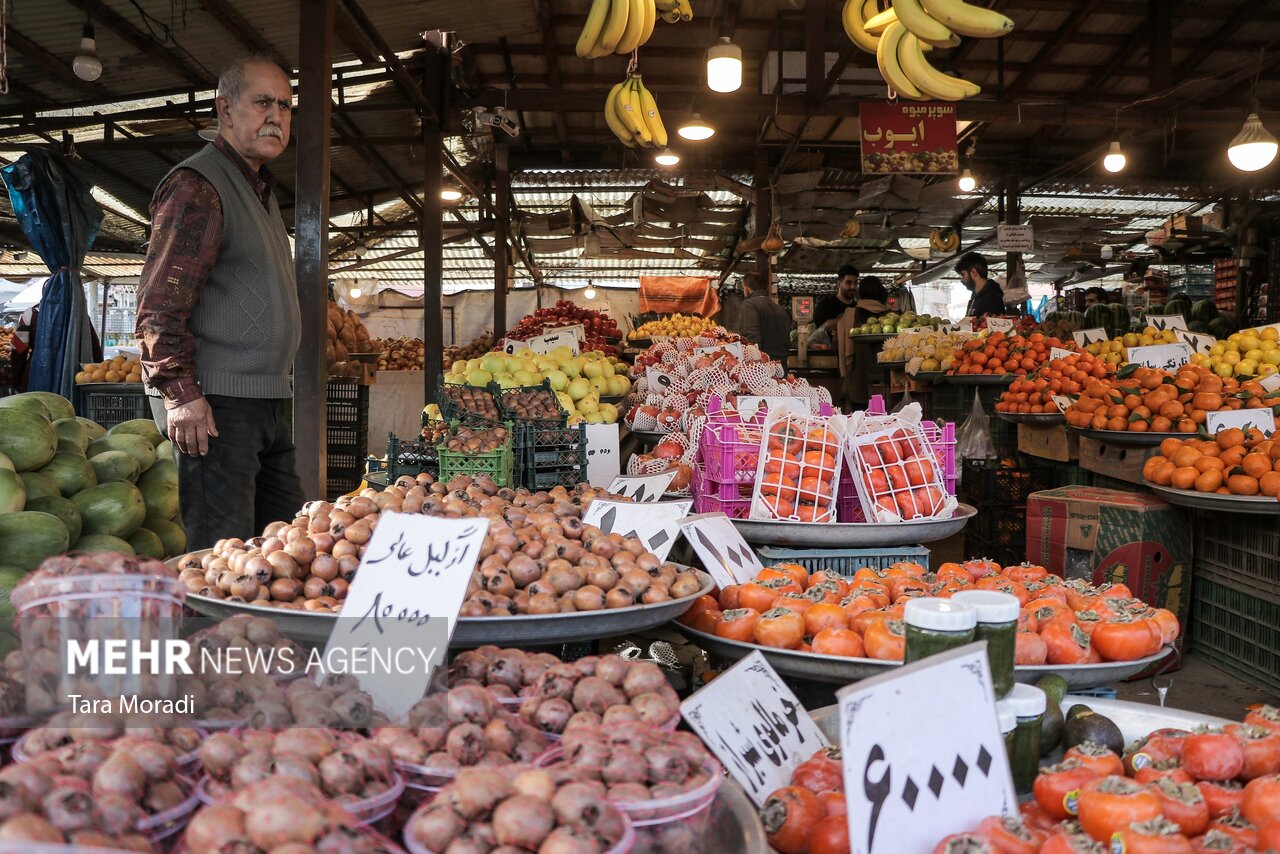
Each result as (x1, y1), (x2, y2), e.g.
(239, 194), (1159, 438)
(955, 252), (1005, 317)
(739, 272), (791, 372)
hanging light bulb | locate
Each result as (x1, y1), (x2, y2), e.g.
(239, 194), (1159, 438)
(353, 243), (367, 258)
(584, 282), (597, 300)
(654, 147), (680, 166)
(440, 182), (464, 202)
(1228, 105), (1278, 172)
(957, 168), (976, 193)
(677, 113), (715, 141)
(706, 37), (743, 93)
(349, 286), (363, 299)
(73, 19), (103, 82)
(1102, 140), (1126, 173)
(1101, 244), (1114, 260)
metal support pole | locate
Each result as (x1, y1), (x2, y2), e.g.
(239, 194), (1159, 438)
(422, 31), (449, 388)
(754, 151), (772, 287)
(494, 144), (510, 336)
(294, 0), (334, 499)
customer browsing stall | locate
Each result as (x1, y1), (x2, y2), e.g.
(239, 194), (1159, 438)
(812, 264), (860, 337)
(956, 251), (1006, 317)
(739, 271), (791, 372)
(135, 56), (304, 551)
(836, 276), (890, 411)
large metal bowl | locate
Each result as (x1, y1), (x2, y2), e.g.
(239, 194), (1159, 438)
(1148, 484), (1280, 515)
(675, 623), (1175, 691)
(168, 551), (712, 647)
(704, 778), (768, 853)
(730, 503), (976, 547)
(1072, 427), (1181, 446)
(997, 412), (1066, 425)
(944, 374), (1016, 385)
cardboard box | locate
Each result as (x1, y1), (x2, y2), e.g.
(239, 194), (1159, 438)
(1026, 487), (1191, 634)
(1018, 423), (1079, 461)
(1078, 437), (1159, 485)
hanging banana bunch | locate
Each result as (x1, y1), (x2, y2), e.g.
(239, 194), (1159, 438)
(655, 0), (693, 25)
(842, 0), (1013, 101)
(604, 73), (668, 149)
(929, 228), (960, 253)
(576, 0), (659, 58)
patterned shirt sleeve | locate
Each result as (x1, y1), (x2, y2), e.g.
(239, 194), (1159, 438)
(135, 168), (222, 408)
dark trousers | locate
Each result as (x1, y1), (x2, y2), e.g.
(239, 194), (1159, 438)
(149, 395), (304, 551)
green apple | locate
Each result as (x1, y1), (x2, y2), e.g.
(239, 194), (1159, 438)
(480, 354), (506, 375)
(583, 411), (604, 424)
(546, 370), (569, 391)
(567, 378), (591, 401)
(600, 360), (615, 378)
(562, 358), (584, 378)
(465, 368), (493, 387)
(577, 395), (599, 414)
(589, 376), (609, 394)
(503, 355), (524, 375)
(513, 369), (537, 386)
(582, 361), (604, 379)
(497, 375), (519, 389)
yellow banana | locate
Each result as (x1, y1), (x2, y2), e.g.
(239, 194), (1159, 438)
(842, 0), (879, 53)
(615, 0), (646, 53)
(636, 76), (667, 147)
(920, 0), (1013, 38)
(599, 0), (630, 53)
(655, 0), (678, 10)
(876, 22), (925, 99)
(660, 8), (679, 23)
(638, 0), (656, 47)
(862, 0), (880, 20)
(897, 31), (979, 100)
(891, 0), (954, 46)
(576, 0), (612, 58)
(618, 78), (651, 145)
(675, 0), (693, 21)
(604, 82), (636, 147)
(864, 6), (898, 34)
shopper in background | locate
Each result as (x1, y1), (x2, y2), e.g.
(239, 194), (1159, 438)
(1084, 286), (1108, 308)
(136, 56), (304, 551)
(837, 276), (891, 412)
(739, 271), (790, 372)
(955, 252), (1006, 317)
(813, 264), (860, 334)
(851, 276), (889, 325)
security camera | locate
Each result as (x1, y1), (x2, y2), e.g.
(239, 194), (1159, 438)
(473, 106), (520, 138)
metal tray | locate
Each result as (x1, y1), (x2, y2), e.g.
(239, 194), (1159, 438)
(910, 371), (946, 382)
(1148, 484), (1280, 515)
(850, 333), (895, 343)
(997, 412), (1066, 425)
(677, 624), (1174, 690)
(944, 374), (1016, 385)
(730, 503), (975, 547)
(876, 360), (907, 371)
(1072, 428), (1182, 446)
(627, 428), (674, 444)
(168, 552), (712, 646)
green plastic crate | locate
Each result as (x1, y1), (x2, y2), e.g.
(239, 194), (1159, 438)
(755, 546), (930, 576)
(1190, 569), (1280, 697)
(437, 419), (515, 487)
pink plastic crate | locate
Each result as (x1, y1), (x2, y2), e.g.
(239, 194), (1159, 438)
(692, 465), (753, 518)
(699, 421), (763, 484)
(837, 467), (866, 523)
(865, 396), (958, 497)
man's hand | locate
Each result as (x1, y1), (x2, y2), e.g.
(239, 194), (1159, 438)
(167, 397), (218, 457)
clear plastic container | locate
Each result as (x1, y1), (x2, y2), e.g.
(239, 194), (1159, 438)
(196, 772), (406, 826)
(903, 598), (976, 664)
(11, 727), (205, 773)
(950, 590), (1020, 698)
(11, 573), (187, 713)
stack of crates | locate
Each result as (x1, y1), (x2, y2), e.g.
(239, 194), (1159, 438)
(326, 379), (369, 499)
(1190, 515), (1280, 696)
(694, 420), (763, 519)
(437, 417), (515, 487)
(497, 384), (587, 490)
(381, 432), (440, 483)
(77, 382), (150, 430)
(930, 381), (1016, 459)
(961, 459), (1054, 567)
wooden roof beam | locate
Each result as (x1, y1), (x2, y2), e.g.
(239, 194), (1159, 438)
(1001, 0), (1104, 99)
(335, 0), (435, 120)
(63, 0), (211, 87)
(196, 0), (293, 70)
(332, 4), (379, 66)
(534, 0), (571, 161)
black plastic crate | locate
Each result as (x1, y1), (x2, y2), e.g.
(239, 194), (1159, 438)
(1190, 569), (1280, 697)
(961, 460), (1054, 508)
(326, 379), (369, 423)
(384, 433), (440, 481)
(326, 449), (366, 500)
(327, 424), (365, 449)
(965, 507), (1028, 548)
(497, 382), (570, 424)
(963, 532), (1023, 570)
(1016, 455), (1092, 489)
(1193, 514), (1280, 604)
(437, 377), (502, 425)
(77, 383), (150, 430)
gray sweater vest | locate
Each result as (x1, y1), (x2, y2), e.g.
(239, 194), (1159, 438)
(161, 144), (301, 399)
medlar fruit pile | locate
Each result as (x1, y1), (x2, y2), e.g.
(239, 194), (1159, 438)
(197, 727), (399, 811)
(17, 713), (202, 766)
(406, 765), (631, 854)
(448, 646), (561, 702)
(444, 385), (500, 420)
(420, 420), (448, 445)
(445, 423), (509, 454)
(520, 658), (681, 736)
(184, 776), (395, 853)
(501, 388), (564, 420)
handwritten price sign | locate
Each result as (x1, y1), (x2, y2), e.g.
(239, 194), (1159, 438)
(1051, 394), (1075, 414)
(985, 317), (1015, 333)
(1205, 409), (1277, 438)
(646, 367), (678, 393)
(680, 512), (763, 588)
(695, 342), (745, 360)
(502, 338), (531, 355)
(1049, 347), (1074, 361)
(681, 651), (828, 806)
(1174, 329), (1215, 356)
(582, 498), (691, 561)
(608, 471), (677, 502)
(325, 513), (489, 719)
(1127, 343), (1192, 371)
(838, 644), (1014, 854)
(1072, 328), (1108, 347)
(736, 396), (810, 418)
(1146, 314), (1188, 332)
(529, 330), (580, 355)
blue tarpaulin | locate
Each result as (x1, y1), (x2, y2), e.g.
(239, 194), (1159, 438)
(1, 149), (102, 399)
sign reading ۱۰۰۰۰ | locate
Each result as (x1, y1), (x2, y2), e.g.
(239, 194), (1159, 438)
(858, 102), (958, 175)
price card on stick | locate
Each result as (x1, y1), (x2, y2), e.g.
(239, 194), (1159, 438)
(679, 512), (764, 588)
(680, 650), (828, 807)
(1146, 314), (1188, 331)
(529, 330), (580, 355)
(1049, 347), (1074, 360)
(1072, 328), (1108, 347)
(1175, 329), (1215, 356)
(985, 317), (1015, 333)
(581, 498), (691, 561)
(645, 366), (677, 393)
(1127, 343), (1192, 371)
(322, 513), (489, 720)
(957, 317), (976, 332)
(584, 423), (621, 488)
(607, 471), (677, 502)
(838, 644), (1015, 854)
(1051, 394), (1075, 414)
(1205, 409), (1277, 438)
(1261, 373), (1280, 393)
(501, 338), (531, 355)
(544, 323), (586, 343)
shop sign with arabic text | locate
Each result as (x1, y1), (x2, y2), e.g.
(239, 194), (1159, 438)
(859, 102), (958, 175)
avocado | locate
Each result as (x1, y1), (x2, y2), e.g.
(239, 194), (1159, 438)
(1041, 698), (1065, 756)
(1064, 703), (1093, 723)
(1061, 708), (1124, 754)
(1036, 674), (1068, 707)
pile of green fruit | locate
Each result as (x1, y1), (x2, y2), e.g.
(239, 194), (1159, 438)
(850, 311), (947, 336)
(0, 392), (184, 577)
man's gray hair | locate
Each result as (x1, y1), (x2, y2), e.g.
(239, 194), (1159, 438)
(217, 55), (288, 103)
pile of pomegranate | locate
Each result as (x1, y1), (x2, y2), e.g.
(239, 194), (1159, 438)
(504, 302), (622, 356)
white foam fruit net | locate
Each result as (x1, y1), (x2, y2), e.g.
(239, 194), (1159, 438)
(629, 406), (658, 431)
(734, 360), (773, 390)
(742, 343), (762, 361)
(674, 338), (698, 354)
(749, 412), (843, 524)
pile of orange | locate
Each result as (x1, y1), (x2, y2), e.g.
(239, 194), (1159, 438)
(758, 418), (841, 522)
(1063, 363), (1280, 434)
(1143, 431), (1280, 498)
(677, 558), (1178, 664)
(949, 331), (1074, 376)
(996, 351), (1114, 414)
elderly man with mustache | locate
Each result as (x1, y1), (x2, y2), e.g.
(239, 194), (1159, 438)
(136, 56), (304, 550)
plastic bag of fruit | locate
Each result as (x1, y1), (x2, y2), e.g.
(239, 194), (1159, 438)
(750, 407), (848, 523)
(845, 413), (958, 523)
